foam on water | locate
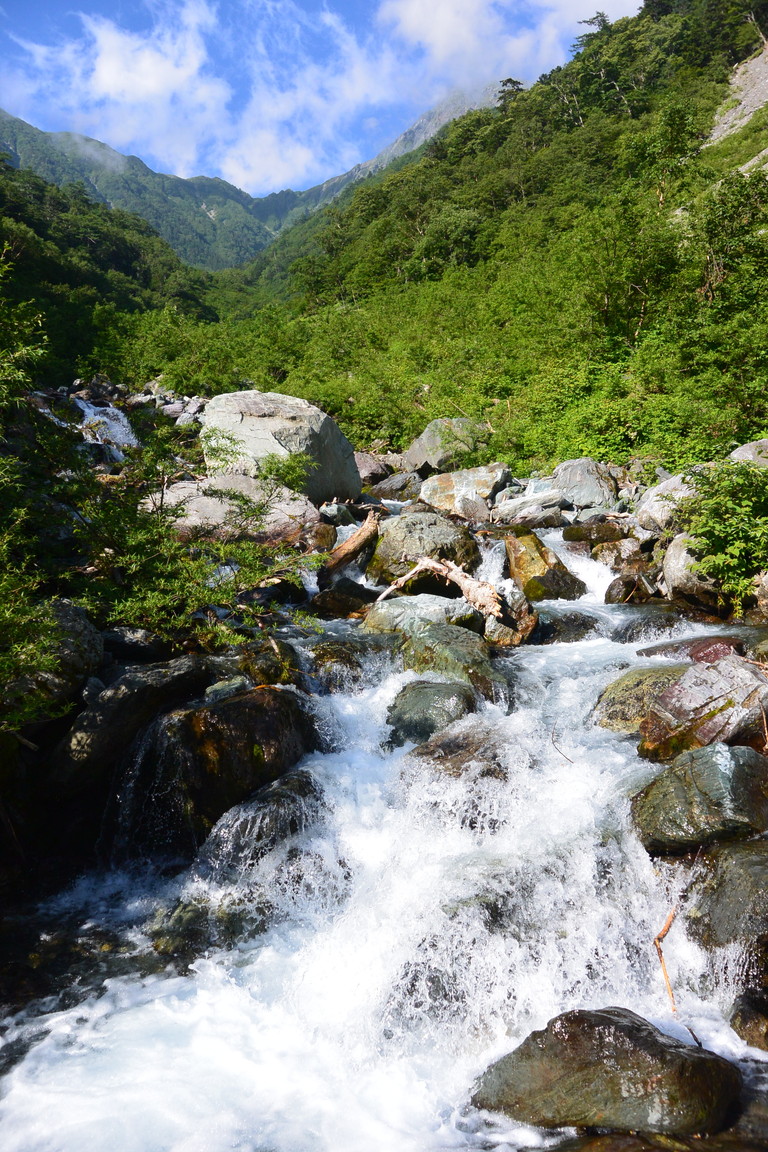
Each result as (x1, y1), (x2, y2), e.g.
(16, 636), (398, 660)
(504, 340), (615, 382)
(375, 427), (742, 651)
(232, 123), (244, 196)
(0, 540), (762, 1151)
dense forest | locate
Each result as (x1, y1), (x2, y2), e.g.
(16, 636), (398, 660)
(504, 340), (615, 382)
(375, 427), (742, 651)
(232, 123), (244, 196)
(4, 0), (768, 730)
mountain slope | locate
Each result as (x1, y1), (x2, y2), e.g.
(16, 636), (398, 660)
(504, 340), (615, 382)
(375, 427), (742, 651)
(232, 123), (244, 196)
(0, 88), (494, 271)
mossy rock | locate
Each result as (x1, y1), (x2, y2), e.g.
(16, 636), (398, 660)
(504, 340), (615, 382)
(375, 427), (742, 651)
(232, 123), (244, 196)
(593, 665), (689, 735)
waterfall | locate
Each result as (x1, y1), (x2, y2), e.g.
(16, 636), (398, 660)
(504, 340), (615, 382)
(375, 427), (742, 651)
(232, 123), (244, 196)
(0, 538), (755, 1152)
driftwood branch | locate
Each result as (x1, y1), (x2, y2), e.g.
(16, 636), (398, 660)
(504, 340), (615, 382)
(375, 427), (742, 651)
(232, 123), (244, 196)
(376, 557), (507, 620)
(654, 908), (678, 1014)
(320, 511), (380, 582)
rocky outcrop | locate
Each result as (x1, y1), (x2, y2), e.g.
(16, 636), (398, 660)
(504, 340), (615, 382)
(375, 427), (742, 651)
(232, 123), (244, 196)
(402, 418), (486, 476)
(158, 475), (324, 545)
(471, 1007), (741, 1135)
(630, 744), (768, 854)
(201, 390), (361, 504)
(363, 593), (484, 636)
(420, 463), (510, 518)
(505, 532), (587, 601)
(638, 654), (768, 760)
(386, 681), (477, 747)
(593, 665), (690, 735)
(635, 474), (694, 533)
(552, 457), (618, 510)
(366, 509), (480, 585)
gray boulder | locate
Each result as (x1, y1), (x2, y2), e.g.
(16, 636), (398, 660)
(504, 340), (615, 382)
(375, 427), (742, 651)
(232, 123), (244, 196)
(402, 622), (506, 700)
(402, 418), (485, 475)
(639, 653), (768, 760)
(552, 457), (618, 509)
(471, 1007), (741, 1136)
(201, 390), (361, 504)
(631, 743), (768, 854)
(493, 490), (569, 523)
(386, 681), (477, 747)
(354, 451), (391, 486)
(730, 439), (768, 466)
(662, 533), (721, 612)
(420, 463), (511, 517)
(367, 471), (423, 501)
(158, 475), (323, 545)
(636, 474), (694, 533)
(686, 838), (768, 952)
(366, 509), (480, 585)
(363, 594), (484, 637)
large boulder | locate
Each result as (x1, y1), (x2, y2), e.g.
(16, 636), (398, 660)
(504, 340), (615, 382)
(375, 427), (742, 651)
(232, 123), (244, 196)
(636, 474), (694, 533)
(386, 681), (478, 747)
(105, 686), (320, 861)
(552, 458), (618, 510)
(201, 390), (361, 505)
(638, 653), (768, 761)
(158, 475), (324, 546)
(505, 532), (587, 601)
(493, 489), (570, 524)
(366, 509), (480, 585)
(363, 593), (484, 637)
(730, 439), (768, 466)
(402, 418), (486, 476)
(630, 744), (768, 854)
(471, 1007), (741, 1136)
(420, 463), (511, 519)
(401, 622), (506, 700)
(662, 534), (721, 613)
(593, 665), (690, 735)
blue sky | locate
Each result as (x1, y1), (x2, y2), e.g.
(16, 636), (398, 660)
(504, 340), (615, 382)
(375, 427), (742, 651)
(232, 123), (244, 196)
(0, 0), (640, 196)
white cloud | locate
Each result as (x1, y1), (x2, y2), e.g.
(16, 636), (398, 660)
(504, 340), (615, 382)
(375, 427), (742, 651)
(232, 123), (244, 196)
(0, 0), (641, 194)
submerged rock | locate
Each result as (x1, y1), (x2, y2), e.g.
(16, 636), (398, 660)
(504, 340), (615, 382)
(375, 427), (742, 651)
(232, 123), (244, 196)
(471, 1007), (741, 1135)
(386, 680), (477, 747)
(410, 719), (508, 780)
(630, 744), (768, 854)
(730, 989), (768, 1051)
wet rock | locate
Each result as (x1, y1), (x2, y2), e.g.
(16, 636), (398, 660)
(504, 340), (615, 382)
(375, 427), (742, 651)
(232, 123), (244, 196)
(563, 521), (627, 545)
(605, 573), (659, 605)
(201, 390), (361, 504)
(505, 533), (587, 601)
(630, 744), (768, 854)
(504, 506), (569, 530)
(730, 989), (768, 1051)
(105, 686), (320, 861)
(483, 592), (538, 647)
(663, 534), (723, 614)
(6, 601), (104, 720)
(531, 609), (599, 644)
(310, 579), (378, 619)
(471, 1007), (741, 1135)
(318, 501), (356, 527)
(402, 622), (506, 700)
(236, 636), (303, 687)
(310, 633), (397, 693)
(386, 681), (478, 747)
(638, 654), (768, 761)
(552, 457), (618, 510)
(636, 474), (695, 533)
(363, 594), (484, 637)
(637, 636), (745, 663)
(593, 665), (690, 735)
(193, 769), (325, 882)
(411, 718), (508, 779)
(685, 839), (768, 954)
(148, 896), (270, 961)
(420, 463), (510, 517)
(593, 537), (654, 575)
(366, 510), (480, 585)
(402, 418), (486, 476)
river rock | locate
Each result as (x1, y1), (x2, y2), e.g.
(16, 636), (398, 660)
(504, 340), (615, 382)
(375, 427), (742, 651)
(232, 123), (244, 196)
(411, 718), (508, 779)
(106, 686), (320, 861)
(402, 418), (486, 476)
(402, 622), (506, 700)
(605, 573), (659, 605)
(593, 537), (654, 574)
(309, 577), (379, 620)
(563, 521), (627, 545)
(593, 665), (690, 735)
(363, 594), (484, 637)
(367, 471), (423, 500)
(505, 533), (587, 601)
(663, 534), (722, 613)
(386, 681), (478, 747)
(157, 475), (324, 546)
(552, 457), (618, 510)
(201, 390), (361, 504)
(493, 490), (570, 524)
(102, 627), (175, 664)
(636, 474), (694, 533)
(730, 439), (768, 466)
(637, 636), (745, 663)
(366, 509), (480, 585)
(685, 838), (768, 955)
(504, 506), (569, 530)
(420, 463), (511, 517)
(730, 989), (768, 1051)
(471, 1007), (741, 1135)
(354, 451), (391, 486)
(484, 585), (538, 647)
(630, 744), (768, 854)
(638, 653), (768, 761)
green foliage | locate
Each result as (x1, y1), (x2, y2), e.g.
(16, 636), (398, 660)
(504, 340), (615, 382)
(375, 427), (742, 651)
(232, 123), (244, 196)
(678, 460), (768, 609)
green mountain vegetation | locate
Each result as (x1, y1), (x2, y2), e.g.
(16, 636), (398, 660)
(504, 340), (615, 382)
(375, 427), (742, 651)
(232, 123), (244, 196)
(5, 0), (768, 728)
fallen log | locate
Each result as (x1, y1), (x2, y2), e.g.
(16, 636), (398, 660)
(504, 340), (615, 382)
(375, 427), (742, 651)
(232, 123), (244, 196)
(319, 511), (380, 584)
(375, 557), (506, 620)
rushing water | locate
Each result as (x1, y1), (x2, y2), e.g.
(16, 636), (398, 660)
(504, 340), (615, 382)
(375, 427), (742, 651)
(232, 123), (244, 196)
(0, 535), (762, 1151)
